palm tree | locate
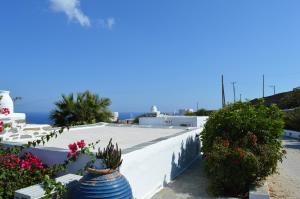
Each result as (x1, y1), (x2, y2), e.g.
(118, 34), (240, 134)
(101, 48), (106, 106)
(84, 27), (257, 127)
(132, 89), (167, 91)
(50, 91), (113, 127)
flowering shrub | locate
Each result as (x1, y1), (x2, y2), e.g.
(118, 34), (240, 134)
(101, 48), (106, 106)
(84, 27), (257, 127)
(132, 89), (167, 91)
(201, 101), (285, 197)
(0, 152), (45, 170)
(0, 149), (54, 198)
(0, 122), (98, 199)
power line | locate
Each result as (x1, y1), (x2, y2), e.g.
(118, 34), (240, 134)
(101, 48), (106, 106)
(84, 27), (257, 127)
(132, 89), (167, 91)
(222, 75), (225, 106)
(231, 81), (237, 103)
(269, 85), (276, 95)
(263, 74), (265, 98)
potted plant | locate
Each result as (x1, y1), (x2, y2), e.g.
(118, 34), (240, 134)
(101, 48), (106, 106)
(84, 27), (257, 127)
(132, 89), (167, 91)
(74, 139), (133, 199)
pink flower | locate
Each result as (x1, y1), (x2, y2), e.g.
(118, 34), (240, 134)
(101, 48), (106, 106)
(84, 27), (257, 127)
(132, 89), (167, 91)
(1, 108), (10, 115)
(68, 143), (78, 152)
(77, 140), (86, 149)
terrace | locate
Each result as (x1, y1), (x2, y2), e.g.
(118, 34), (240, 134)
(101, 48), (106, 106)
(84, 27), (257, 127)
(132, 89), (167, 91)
(6, 122), (205, 199)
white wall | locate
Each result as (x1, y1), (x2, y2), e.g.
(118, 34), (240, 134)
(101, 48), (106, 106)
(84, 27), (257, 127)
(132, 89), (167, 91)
(23, 128), (202, 199)
(139, 116), (208, 128)
(121, 128), (201, 199)
(284, 129), (300, 139)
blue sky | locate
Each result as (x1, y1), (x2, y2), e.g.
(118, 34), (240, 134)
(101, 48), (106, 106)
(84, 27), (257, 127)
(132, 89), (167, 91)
(1, 0), (300, 113)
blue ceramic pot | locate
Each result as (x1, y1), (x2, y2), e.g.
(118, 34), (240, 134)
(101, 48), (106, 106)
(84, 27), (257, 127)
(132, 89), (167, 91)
(74, 170), (133, 199)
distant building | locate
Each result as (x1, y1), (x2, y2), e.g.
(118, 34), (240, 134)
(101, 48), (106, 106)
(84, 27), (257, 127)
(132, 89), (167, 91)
(111, 112), (119, 122)
(150, 105), (161, 116)
(118, 118), (135, 124)
(178, 108), (194, 116)
(0, 90), (26, 123)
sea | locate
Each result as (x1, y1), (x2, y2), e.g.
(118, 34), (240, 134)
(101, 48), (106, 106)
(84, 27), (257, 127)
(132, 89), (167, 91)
(26, 112), (143, 124)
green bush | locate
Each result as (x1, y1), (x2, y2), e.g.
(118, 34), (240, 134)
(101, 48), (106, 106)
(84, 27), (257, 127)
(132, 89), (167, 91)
(284, 107), (300, 132)
(201, 101), (285, 197)
(185, 108), (214, 116)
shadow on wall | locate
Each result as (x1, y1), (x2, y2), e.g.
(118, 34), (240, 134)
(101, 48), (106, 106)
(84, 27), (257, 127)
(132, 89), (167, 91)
(170, 135), (201, 180)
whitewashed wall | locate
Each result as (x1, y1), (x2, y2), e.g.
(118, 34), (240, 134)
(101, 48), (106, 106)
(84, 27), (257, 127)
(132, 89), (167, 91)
(121, 128), (201, 199)
(24, 128), (201, 199)
(139, 116), (208, 128)
(284, 129), (300, 139)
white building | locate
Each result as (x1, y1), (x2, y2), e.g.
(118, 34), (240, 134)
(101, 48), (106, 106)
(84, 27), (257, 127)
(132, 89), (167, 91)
(111, 112), (119, 122)
(150, 105), (160, 116)
(0, 90), (26, 123)
(178, 108), (194, 116)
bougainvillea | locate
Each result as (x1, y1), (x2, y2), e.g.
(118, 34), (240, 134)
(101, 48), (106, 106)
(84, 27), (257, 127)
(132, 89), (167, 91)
(67, 140), (86, 158)
(0, 152), (45, 170)
(0, 122), (99, 199)
(201, 101), (285, 197)
(0, 149), (53, 198)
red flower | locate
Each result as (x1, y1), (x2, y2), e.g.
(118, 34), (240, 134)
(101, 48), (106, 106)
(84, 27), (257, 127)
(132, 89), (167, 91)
(0, 121), (3, 126)
(0, 152), (45, 170)
(68, 143), (78, 152)
(0, 127), (3, 133)
(20, 153), (45, 170)
(77, 140), (86, 149)
(1, 108), (10, 115)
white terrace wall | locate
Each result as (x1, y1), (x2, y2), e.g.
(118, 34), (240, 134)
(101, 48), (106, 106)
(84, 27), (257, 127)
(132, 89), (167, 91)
(121, 128), (201, 199)
(23, 128), (201, 199)
(284, 129), (300, 139)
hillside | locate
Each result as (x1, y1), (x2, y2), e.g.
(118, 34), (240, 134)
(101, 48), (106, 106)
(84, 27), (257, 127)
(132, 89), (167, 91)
(251, 89), (300, 109)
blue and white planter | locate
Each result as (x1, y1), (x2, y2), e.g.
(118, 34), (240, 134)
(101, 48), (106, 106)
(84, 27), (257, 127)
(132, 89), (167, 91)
(74, 168), (133, 199)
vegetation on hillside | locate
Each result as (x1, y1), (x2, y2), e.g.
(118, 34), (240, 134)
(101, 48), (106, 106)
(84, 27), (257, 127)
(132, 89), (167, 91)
(201, 101), (285, 197)
(284, 107), (300, 132)
(251, 89), (300, 110)
(278, 89), (300, 109)
(50, 91), (113, 127)
(185, 108), (214, 116)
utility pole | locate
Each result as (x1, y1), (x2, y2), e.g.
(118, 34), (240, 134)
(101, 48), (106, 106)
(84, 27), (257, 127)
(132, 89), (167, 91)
(263, 74), (265, 98)
(231, 81), (237, 103)
(240, 94), (242, 102)
(222, 75), (226, 107)
(196, 102), (199, 111)
(269, 85), (276, 95)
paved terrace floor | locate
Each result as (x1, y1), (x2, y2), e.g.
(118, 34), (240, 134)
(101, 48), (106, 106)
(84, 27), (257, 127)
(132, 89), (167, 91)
(151, 158), (214, 199)
(153, 137), (300, 199)
(267, 136), (300, 199)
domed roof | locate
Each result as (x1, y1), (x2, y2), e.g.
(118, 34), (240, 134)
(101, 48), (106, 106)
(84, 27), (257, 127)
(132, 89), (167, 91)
(151, 105), (158, 113)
